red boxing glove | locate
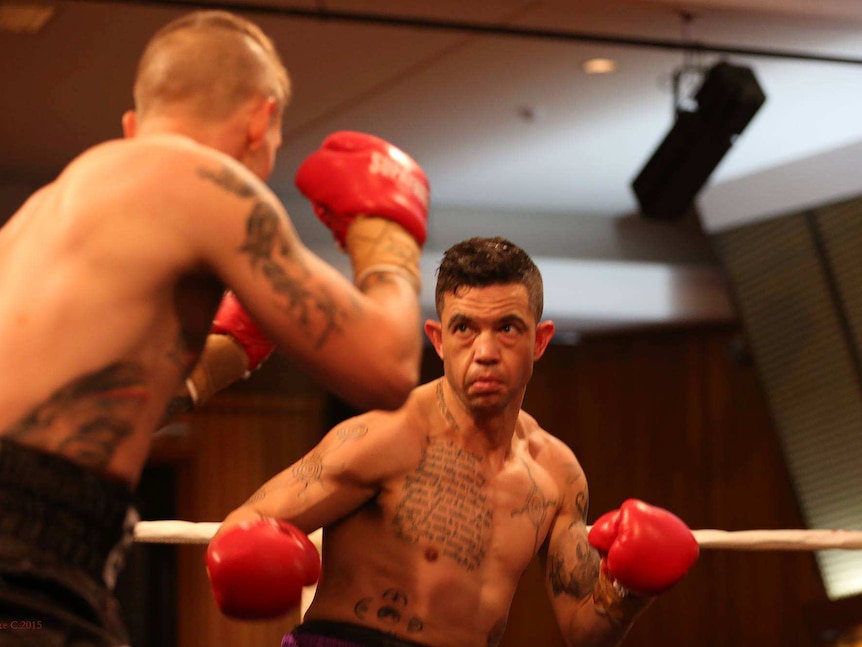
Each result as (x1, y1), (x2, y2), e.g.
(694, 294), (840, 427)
(206, 519), (321, 620)
(588, 499), (699, 595)
(295, 131), (429, 248)
(210, 291), (275, 373)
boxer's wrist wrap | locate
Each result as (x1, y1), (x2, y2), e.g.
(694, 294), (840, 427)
(592, 570), (651, 625)
(345, 217), (421, 294)
(186, 334), (251, 406)
(185, 377), (199, 405)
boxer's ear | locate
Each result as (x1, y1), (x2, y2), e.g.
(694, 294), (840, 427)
(424, 320), (443, 359)
(245, 97), (277, 152)
(122, 111), (137, 139)
(534, 320), (555, 361)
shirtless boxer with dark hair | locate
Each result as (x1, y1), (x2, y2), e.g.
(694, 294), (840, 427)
(208, 237), (699, 647)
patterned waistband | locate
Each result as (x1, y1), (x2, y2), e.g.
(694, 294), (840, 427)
(0, 439), (137, 589)
(288, 620), (432, 647)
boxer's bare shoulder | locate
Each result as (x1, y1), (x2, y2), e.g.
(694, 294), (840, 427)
(61, 135), (267, 206)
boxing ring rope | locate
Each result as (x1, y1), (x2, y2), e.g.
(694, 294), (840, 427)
(134, 521), (862, 618)
(133, 521), (862, 551)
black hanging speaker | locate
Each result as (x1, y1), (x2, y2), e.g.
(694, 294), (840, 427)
(632, 61), (766, 220)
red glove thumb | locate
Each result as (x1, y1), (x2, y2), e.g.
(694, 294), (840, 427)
(588, 508), (620, 554)
(278, 521), (321, 586)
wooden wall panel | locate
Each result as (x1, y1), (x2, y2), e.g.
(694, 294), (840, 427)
(173, 392), (326, 647)
(501, 326), (827, 647)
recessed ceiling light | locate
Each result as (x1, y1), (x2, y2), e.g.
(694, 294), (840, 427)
(582, 58), (617, 74)
(0, 2), (55, 34)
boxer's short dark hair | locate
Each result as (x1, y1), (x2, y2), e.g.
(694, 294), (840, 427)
(435, 236), (543, 321)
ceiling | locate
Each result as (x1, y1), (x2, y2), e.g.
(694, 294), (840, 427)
(2, 0), (862, 332)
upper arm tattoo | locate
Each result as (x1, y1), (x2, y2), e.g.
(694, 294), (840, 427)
(563, 461), (589, 522)
(510, 458), (557, 554)
(336, 424), (369, 444)
(547, 524), (600, 601)
(545, 461), (599, 600)
(575, 490), (589, 522)
(199, 164), (348, 349)
(249, 423), (370, 505)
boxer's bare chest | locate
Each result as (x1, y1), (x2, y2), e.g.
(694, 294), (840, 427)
(387, 437), (559, 575)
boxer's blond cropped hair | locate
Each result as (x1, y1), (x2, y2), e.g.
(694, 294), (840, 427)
(133, 10), (290, 121)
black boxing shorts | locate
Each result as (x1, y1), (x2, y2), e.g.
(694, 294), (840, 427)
(283, 620), (432, 647)
(0, 439), (137, 646)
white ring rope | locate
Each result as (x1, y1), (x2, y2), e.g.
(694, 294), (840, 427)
(133, 521), (862, 551)
(134, 521), (222, 545)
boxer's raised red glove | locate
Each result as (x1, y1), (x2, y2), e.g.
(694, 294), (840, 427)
(588, 498), (699, 595)
(206, 519), (320, 620)
(295, 131), (429, 248)
(210, 291), (275, 373)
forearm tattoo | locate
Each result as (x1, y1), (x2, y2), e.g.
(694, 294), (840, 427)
(356, 271), (400, 291)
(353, 589), (424, 637)
(199, 164), (347, 349)
(244, 486), (267, 506)
(291, 451), (324, 492)
(4, 362), (144, 469)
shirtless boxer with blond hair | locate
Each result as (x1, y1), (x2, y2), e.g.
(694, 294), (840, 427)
(208, 237), (699, 647)
(0, 10), (428, 646)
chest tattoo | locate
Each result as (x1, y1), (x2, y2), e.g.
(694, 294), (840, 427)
(392, 439), (492, 571)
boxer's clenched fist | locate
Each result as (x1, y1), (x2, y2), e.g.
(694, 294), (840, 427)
(589, 498), (699, 594)
(295, 131), (429, 248)
(206, 518), (320, 620)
